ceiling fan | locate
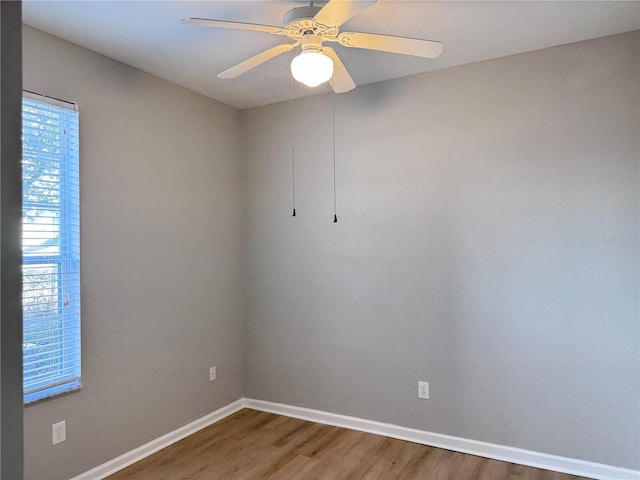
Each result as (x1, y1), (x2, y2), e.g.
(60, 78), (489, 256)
(182, 0), (443, 93)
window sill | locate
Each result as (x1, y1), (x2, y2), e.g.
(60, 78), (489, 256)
(24, 384), (82, 407)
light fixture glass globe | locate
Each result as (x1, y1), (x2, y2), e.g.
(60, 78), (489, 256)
(291, 50), (334, 88)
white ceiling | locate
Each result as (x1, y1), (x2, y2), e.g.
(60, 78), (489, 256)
(22, 1), (640, 110)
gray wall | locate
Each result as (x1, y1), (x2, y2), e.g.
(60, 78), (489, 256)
(1, 3), (24, 479)
(243, 31), (640, 470)
(23, 25), (245, 480)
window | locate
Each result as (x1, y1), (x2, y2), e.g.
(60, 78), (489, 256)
(22, 93), (81, 404)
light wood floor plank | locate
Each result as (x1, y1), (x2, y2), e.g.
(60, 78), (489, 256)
(361, 437), (422, 479)
(106, 409), (594, 480)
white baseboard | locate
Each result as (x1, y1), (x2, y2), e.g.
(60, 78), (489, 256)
(69, 398), (245, 480)
(70, 397), (639, 480)
(244, 398), (640, 480)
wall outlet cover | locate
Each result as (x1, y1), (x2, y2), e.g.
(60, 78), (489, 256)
(52, 420), (66, 445)
(418, 381), (429, 400)
(209, 366), (217, 382)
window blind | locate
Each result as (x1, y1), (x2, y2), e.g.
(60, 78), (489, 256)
(22, 94), (81, 404)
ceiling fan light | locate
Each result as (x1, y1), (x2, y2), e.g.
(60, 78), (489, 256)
(291, 50), (334, 88)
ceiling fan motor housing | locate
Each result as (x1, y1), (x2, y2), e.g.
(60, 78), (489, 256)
(283, 5), (322, 28)
(283, 5), (339, 40)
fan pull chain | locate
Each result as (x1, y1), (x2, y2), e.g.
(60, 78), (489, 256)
(290, 71), (296, 217)
(332, 89), (338, 223)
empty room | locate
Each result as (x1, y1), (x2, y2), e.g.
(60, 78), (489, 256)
(0, 1), (638, 479)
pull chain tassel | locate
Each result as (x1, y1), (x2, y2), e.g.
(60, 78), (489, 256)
(291, 68), (296, 218)
(332, 87), (338, 224)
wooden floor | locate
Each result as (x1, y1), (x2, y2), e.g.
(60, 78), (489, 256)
(107, 409), (592, 480)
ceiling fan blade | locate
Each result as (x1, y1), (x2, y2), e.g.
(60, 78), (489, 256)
(217, 43), (298, 79)
(313, 0), (377, 28)
(181, 18), (284, 35)
(338, 32), (443, 58)
(323, 47), (356, 93)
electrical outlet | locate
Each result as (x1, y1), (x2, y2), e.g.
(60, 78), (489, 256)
(418, 381), (429, 400)
(52, 421), (66, 445)
(209, 366), (217, 382)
